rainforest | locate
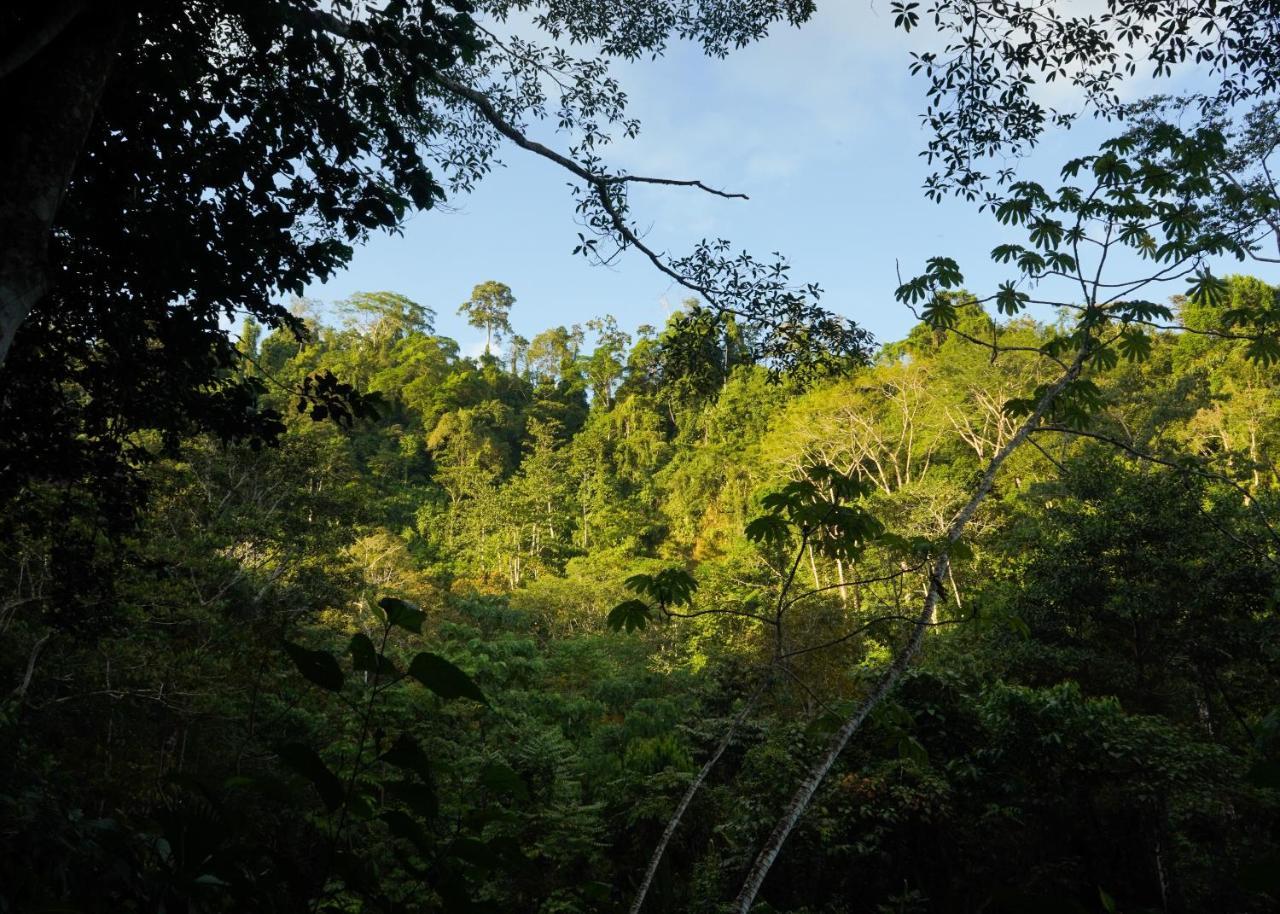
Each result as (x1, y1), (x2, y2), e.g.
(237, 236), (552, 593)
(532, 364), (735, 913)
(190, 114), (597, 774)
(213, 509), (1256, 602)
(5, 283), (1280, 912)
(3, 2), (1280, 913)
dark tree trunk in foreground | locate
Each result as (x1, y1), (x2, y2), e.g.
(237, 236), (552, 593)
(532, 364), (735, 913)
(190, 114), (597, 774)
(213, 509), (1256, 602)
(0, 4), (124, 367)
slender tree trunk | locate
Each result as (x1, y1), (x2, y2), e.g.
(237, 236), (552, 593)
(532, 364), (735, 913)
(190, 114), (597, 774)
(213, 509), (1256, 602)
(0, 4), (127, 368)
(729, 347), (1089, 913)
(629, 673), (773, 914)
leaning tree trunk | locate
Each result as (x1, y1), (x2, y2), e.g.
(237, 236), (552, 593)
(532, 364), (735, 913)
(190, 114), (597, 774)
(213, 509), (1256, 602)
(729, 345), (1090, 913)
(0, 4), (126, 368)
(629, 672), (773, 914)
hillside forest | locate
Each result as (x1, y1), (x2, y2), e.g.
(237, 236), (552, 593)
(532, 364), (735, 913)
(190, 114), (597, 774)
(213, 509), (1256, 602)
(9, 1), (1280, 912)
(3, 279), (1279, 913)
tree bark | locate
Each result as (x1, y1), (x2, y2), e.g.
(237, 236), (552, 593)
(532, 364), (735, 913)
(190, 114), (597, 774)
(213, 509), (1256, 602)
(729, 346), (1089, 913)
(0, 4), (126, 368)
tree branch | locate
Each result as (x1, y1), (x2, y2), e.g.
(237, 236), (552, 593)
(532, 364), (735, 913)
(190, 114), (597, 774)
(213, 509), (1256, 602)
(0, 0), (89, 81)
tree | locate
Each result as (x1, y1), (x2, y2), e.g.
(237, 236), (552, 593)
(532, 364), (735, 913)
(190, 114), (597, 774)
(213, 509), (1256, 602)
(0, 0), (864, 542)
(341, 291), (435, 345)
(508, 334), (530, 376)
(584, 315), (631, 407)
(459, 281), (515, 356)
(728, 116), (1280, 912)
(527, 324), (584, 383)
(892, 0), (1280, 198)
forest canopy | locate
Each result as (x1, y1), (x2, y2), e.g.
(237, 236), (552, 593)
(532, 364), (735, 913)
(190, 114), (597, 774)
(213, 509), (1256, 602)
(3, 1), (1280, 913)
(3, 285), (1280, 911)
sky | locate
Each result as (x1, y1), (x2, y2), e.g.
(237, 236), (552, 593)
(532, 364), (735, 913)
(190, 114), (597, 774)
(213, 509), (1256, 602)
(302, 3), (1217, 357)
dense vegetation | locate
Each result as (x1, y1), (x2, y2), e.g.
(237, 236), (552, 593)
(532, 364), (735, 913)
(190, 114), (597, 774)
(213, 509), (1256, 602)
(9, 1), (1280, 912)
(3, 279), (1278, 912)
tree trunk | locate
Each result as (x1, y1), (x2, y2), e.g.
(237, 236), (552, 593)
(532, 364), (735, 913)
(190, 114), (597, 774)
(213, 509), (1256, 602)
(629, 673), (772, 914)
(0, 4), (127, 368)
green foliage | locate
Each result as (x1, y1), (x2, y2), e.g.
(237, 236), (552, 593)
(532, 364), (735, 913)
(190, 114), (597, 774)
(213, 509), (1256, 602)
(5, 271), (1280, 913)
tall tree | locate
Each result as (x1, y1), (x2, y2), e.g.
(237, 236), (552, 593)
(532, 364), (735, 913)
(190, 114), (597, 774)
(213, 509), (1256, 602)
(458, 281), (515, 356)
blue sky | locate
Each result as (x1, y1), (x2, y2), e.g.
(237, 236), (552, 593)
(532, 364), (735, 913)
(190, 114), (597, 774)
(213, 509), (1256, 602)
(303, 4), (1215, 356)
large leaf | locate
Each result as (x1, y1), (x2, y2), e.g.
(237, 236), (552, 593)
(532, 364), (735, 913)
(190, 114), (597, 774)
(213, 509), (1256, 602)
(745, 513), (791, 546)
(624, 567), (696, 607)
(408, 653), (486, 704)
(607, 599), (651, 633)
(348, 633), (396, 676)
(381, 734), (432, 780)
(479, 761), (528, 801)
(283, 641), (344, 692)
(277, 743), (344, 811)
(449, 837), (499, 870)
(387, 778), (438, 819)
(378, 597), (424, 634)
(380, 810), (429, 854)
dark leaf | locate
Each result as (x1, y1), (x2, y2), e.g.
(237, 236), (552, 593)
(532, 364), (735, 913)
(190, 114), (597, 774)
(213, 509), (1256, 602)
(479, 761), (529, 801)
(277, 743), (344, 811)
(387, 779), (438, 819)
(607, 599), (652, 633)
(283, 640), (344, 692)
(379, 597), (425, 634)
(408, 652), (487, 703)
(381, 734), (432, 780)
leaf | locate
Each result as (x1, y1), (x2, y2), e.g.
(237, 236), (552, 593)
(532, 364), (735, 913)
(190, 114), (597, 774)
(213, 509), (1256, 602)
(897, 735), (929, 767)
(408, 652), (487, 704)
(1116, 329), (1153, 362)
(283, 640), (344, 692)
(1002, 397), (1034, 419)
(1246, 335), (1280, 367)
(277, 743), (344, 811)
(449, 837), (499, 870)
(387, 779), (438, 819)
(1246, 759), (1280, 790)
(1005, 613), (1032, 639)
(347, 632), (396, 676)
(1186, 268), (1229, 307)
(921, 295), (958, 329)
(378, 597), (424, 634)
(607, 599), (652, 633)
(380, 810), (429, 853)
(381, 734), (432, 780)
(623, 573), (654, 595)
(1098, 888), (1118, 914)
(994, 281), (1029, 315)
(745, 514), (791, 546)
(890, 1), (920, 31)
(651, 568), (697, 606)
(479, 761), (529, 801)
(805, 711), (844, 741)
(621, 568), (696, 608)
